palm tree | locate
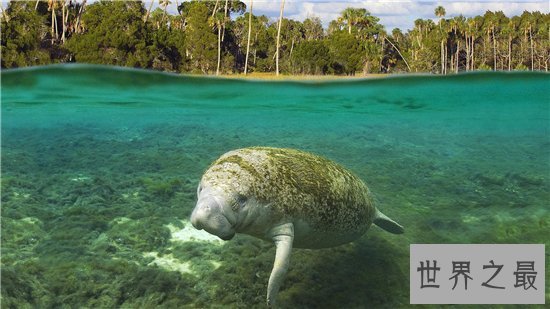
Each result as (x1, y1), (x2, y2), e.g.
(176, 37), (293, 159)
(61, 0), (68, 44)
(287, 20), (303, 62)
(75, 0), (87, 34)
(470, 16), (483, 70)
(144, 0), (154, 22)
(48, 0), (60, 44)
(503, 17), (519, 70)
(339, 8), (368, 35)
(275, 0), (285, 76)
(210, 12), (225, 75)
(211, 0), (220, 18)
(159, 0), (171, 24)
(221, 0), (229, 41)
(173, 0), (185, 29)
(483, 11), (504, 70)
(244, 0), (253, 75)
(519, 12), (536, 70)
(435, 6), (446, 29)
(465, 18), (475, 71)
(453, 16), (466, 73)
(0, 5), (9, 22)
(435, 6), (446, 74)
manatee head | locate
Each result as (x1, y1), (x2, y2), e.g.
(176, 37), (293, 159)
(190, 181), (247, 241)
(191, 150), (271, 240)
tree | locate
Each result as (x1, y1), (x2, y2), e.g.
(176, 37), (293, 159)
(3, 1), (548, 74)
(519, 11), (538, 70)
(284, 19), (304, 67)
(303, 17), (323, 41)
(292, 40), (330, 74)
(1, 1), (50, 68)
(328, 31), (364, 75)
(483, 11), (505, 70)
(502, 17), (519, 70)
(159, 0), (171, 24)
(144, 0), (154, 22)
(210, 11), (225, 75)
(339, 8), (368, 34)
(185, 1), (217, 73)
(74, 0), (87, 34)
(435, 6), (446, 74)
(244, 0), (252, 75)
(383, 36), (411, 72)
(235, 13), (270, 72)
(275, 0), (285, 76)
(47, 0), (60, 44)
(409, 18), (438, 72)
(66, 1), (152, 67)
(449, 15), (466, 73)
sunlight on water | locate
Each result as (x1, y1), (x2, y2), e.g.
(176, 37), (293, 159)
(1, 64), (549, 307)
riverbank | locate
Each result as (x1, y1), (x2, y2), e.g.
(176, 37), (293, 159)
(220, 72), (389, 80)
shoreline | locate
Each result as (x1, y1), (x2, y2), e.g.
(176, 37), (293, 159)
(218, 72), (389, 80)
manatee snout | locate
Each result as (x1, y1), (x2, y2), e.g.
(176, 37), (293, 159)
(190, 190), (236, 240)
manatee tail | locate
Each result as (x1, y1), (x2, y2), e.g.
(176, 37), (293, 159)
(373, 208), (404, 234)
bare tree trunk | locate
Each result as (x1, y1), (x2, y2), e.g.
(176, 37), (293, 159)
(221, 0), (229, 41)
(491, 26), (497, 71)
(466, 34), (470, 72)
(508, 35), (512, 71)
(61, 1), (66, 43)
(385, 37), (411, 72)
(441, 40), (445, 74)
(0, 6), (9, 22)
(289, 38), (295, 60)
(211, 0), (220, 18)
(244, 0), (253, 75)
(51, 4), (56, 44)
(174, 0), (186, 30)
(450, 46), (454, 72)
(444, 44), (448, 74)
(75, 0), (87, 34)
(65, 1), (69, 24)
(144, 0), (154, 22)
(216, 23), (221, 75)
(162, 5), (167, 25)
(276, 0), (285, 76)
(35, 0), (40, 10)
(529, 25), (534, 70)
(472, 38), (475, 70)
(455, 40), (460, 73)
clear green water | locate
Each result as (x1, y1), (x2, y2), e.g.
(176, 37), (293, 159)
(1, 64), (549, 307)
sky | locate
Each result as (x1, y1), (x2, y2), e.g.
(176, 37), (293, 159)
(2, 0), (548, 31)
(251, 0), (549, 30)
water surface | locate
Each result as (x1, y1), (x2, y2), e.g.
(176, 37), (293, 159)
(2, 65), (549, 307)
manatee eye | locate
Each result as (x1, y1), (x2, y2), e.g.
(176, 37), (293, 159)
(197, 184), (203, 196)
(236, 194), (247, 207)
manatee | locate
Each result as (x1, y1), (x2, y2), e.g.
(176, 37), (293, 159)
(190, 147), (403, 306)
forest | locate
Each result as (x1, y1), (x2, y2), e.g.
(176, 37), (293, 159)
(1, 0), (549, 75)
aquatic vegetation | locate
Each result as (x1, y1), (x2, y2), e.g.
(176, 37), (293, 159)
(140, 177), (184, 200)
(107, 217), (171, 252)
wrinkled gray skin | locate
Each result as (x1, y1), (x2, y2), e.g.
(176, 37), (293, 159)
(190, 147), (404, 306)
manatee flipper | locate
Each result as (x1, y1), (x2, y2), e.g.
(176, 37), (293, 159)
(373, 208), (404, 234)
(266, 223), (294, 307)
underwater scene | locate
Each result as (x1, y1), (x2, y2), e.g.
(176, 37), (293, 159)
(1, 65), (549, 307)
